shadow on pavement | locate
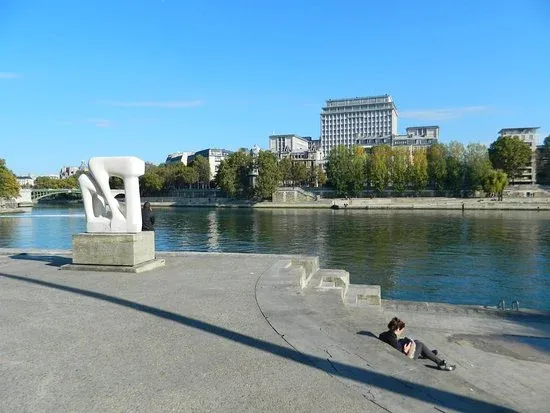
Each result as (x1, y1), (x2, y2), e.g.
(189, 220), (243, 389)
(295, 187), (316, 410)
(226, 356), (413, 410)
(0, 272), (515, 413)
(9, 253), (71, 267)
(356, 330), (378, 339)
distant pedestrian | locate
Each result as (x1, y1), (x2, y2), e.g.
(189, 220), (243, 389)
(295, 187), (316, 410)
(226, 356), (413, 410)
(379, 317), (455, 371)
(141, 201), (155, 231)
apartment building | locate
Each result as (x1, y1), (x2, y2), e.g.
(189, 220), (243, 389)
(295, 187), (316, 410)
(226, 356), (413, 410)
(320, 95), (398, 155)
(498, 127), (539, 184)
(165, 152), (194, 165)
(187, 148), (233, 180)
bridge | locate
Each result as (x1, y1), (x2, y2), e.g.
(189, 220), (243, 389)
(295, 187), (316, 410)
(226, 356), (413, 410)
(16, 188), (126, 206)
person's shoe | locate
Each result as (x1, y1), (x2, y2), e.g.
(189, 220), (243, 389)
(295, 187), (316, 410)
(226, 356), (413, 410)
(438, 362), (455, 371)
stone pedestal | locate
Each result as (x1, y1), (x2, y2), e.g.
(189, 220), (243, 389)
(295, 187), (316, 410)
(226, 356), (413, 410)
(61, 231), (165, 273)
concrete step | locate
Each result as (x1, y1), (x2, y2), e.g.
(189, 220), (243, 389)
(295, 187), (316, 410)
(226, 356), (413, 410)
(344, 284), (381, 307)
(291, 259), (381, 308)
(289, 256), (319, 288)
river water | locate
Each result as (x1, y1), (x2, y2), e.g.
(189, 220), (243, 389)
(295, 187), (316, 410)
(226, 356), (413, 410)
(1, 206), (549, 310)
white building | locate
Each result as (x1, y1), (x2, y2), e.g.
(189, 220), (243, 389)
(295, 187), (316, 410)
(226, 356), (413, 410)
(16, 175), (35, 187)
(269, 134), (323, 167)
(321, 95), (398, 155)
(188, 148), (233, 180)
(165, 152), (194, 165)
(498, 127), (539, 184)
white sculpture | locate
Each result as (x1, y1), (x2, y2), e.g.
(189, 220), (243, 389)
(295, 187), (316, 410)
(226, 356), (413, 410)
(78, 156), (145, 233)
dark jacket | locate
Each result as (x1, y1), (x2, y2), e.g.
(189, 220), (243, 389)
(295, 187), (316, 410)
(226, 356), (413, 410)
(141, 208), (155, 231)
(379, 330), (399, 350)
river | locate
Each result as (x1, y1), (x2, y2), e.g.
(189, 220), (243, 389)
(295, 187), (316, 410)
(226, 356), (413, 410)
(1, 206), (549, 310)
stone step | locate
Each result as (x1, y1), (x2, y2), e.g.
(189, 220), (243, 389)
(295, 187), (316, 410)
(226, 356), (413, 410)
(291, 259), (381, 308)
(289, 256), (319, 288)
(344, 284), (381, 307)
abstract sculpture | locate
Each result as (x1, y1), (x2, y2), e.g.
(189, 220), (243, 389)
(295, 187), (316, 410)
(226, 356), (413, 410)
(78, 156), (145, 233)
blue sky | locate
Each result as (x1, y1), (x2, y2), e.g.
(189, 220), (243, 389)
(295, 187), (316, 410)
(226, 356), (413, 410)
(1, 0), (549, 176)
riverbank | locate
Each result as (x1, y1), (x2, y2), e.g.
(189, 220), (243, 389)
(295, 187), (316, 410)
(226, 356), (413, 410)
(1, 249), (548, 412)
(0, 207), (27, 214)
(142, 196), (550, 211)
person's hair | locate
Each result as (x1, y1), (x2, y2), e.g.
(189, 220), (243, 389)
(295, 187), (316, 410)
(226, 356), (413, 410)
(388, 317), (405, 332)
(143, 201), (151, 211)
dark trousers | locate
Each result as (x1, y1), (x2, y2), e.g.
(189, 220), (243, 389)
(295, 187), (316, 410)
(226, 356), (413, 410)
(414, 340), (443, 365)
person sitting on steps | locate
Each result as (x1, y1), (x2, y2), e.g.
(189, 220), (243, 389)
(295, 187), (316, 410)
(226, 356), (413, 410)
(379, 317), (456, 371)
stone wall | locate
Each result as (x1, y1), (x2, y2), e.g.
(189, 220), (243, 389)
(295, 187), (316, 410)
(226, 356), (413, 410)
(272, 187), (317, 204)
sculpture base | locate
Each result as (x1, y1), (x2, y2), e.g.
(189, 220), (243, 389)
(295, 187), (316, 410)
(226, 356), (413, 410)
(61, 258), (165, 274)
(68, 231), (157, 268)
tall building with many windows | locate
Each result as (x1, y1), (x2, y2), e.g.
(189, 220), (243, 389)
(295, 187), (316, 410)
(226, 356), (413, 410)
(320, 95), (398, 155)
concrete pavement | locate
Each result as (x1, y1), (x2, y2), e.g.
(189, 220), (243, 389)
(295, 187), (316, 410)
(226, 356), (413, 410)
(1, 249), (549, 412)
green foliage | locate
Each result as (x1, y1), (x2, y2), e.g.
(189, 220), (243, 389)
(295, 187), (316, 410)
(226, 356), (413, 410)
(316, 165), (327, 187)
(326, 145), (366, 196)
(33, 175), (78, 189)
(255, 150), (281, 200)
(369, 145), (392, 194)
(139, 167), (164, 195)
(290, 162), (308, 186)
(0, 159), (20, 198)
(409, 149), (428, 192)
(444, 141), (465, 194)
(488, 135), (532, 183)
(109, 176), (124, 189)
(214, 151), (253, 198)
(189, 155), (211, 188)
(483, 169), (508, 199)
(390, 147), (409, 193)
(427, 143), (447, 191)
(465, 143), (492, 191)
(278, 157), (292, 185)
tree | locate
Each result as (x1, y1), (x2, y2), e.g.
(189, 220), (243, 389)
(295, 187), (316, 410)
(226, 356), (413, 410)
(139, 168), (164, 196)
(409, 148), (428, 193)
(214, 151), (253, 198)
(465, 143), (492, 191)
(278, 157), (292, 186)
(444, 141), (465, 194)
(488, 135), (532, 184)
(326, 145), (366, 196)
(427, 143), (447, 191)
(326, 145), (351, 195)
(255, 150), (281, 200)
(483, 169), (508, 200)
(538, 135), (550, 183)
(390, 147), (409, 193)
(369, 145), (392, 194)
(189, 155), (211, 189)
(0, 159), (20, 198)
(178, 166), (199, 189)
(290, 162), (308, 187)
(109, 176), (124, 189)
(309, 165), (327, 187)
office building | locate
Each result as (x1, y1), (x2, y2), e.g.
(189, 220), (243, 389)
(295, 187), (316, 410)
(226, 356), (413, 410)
(321, 95), (398, 155)
(269, 134), (323, 169)
(498, 127), (539, 184)
(188, 148), (233, 180)
(165, 152), (194, 165)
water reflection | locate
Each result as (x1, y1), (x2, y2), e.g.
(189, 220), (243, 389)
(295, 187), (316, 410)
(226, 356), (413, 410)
(1, 206), (550, 310)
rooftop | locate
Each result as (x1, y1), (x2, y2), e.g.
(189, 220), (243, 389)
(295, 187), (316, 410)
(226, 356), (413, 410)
(499, 127), (540, 134)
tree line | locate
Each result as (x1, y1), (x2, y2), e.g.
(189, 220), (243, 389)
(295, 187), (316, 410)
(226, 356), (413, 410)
(1, 134), (547, 201)
(325, 135), (534, 198)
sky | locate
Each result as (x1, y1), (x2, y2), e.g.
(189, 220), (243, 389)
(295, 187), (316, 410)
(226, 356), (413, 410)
(1, 0), (549, 176)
